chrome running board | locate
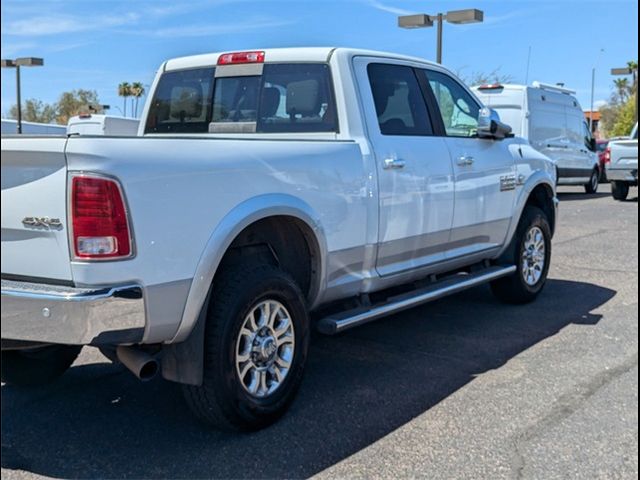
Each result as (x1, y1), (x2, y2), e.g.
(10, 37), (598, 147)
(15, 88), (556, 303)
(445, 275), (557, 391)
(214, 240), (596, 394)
(316, 265), (517, 335)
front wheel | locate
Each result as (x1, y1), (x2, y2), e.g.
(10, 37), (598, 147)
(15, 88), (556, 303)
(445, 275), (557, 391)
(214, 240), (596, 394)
(491, 206), (552, 304)
(1, 345), (82, 386)
(584, 168), (600, 194)
(611, 181), (630, 201)
(183, 262), (310, 431)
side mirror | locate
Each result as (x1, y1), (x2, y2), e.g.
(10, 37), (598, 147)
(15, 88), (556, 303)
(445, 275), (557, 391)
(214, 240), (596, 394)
(477, 107), (513, 140)
(589, 138), (597, 152)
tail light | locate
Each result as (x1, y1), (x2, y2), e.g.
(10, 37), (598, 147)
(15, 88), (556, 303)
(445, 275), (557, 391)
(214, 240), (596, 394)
(603, 146), (611, 164)
(217, 51), (265, 65)
(70, 175), (133, 259)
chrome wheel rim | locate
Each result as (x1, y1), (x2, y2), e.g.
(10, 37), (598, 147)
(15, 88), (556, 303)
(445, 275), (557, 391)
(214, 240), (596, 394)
(522, 226), (546, 286)
(591, 171), (599, 191)
(235, 300), (295, 398)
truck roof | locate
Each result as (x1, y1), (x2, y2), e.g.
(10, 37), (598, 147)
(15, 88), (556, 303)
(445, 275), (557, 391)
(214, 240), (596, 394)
(473, 82), (581, 109)
(164, 47), (443, 71)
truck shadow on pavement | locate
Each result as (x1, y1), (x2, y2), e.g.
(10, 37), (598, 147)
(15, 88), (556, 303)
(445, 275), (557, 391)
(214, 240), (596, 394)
(557, 191), (612, 202)
(1, 279), (615, 479)
(557, 190), (638, 202)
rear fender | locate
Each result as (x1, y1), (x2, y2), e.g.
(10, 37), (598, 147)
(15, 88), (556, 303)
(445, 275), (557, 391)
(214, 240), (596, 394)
(171, 194), (327, 344)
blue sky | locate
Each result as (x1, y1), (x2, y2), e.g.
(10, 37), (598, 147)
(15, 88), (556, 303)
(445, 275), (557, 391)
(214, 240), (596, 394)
(1, 0), (637, 119)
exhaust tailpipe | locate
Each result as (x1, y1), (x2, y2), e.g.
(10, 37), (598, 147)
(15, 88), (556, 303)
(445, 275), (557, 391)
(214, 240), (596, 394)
(116, 346), (159, 381)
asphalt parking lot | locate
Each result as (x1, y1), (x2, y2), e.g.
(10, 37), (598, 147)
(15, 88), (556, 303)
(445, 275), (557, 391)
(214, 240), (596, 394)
(1, 185), (638, 480)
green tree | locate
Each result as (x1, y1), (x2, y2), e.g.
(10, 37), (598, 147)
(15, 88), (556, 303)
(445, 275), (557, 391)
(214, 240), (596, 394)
(118, 82), (131, 117)
(8, 98), (57, 123)
(609, 97), (636, 137)
(599, 59), (638, 137)
(56, 89), (103, 124)
(130, 82), (146, 117)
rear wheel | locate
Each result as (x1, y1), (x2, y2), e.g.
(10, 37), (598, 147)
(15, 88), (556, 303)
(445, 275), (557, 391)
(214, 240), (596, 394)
(491, 206), (552, 304)
(1, 345), (82, 386)
(584, 168), (600, 194)
(183, 262), (310, 431)
(611, 181), (630, 201)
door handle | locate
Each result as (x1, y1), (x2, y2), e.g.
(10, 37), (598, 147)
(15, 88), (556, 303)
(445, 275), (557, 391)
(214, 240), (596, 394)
(457, 155), (474, 166)
(383, 158), (406, 170)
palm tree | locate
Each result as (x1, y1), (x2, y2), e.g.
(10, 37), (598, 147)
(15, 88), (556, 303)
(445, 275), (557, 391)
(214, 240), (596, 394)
(130, 82), (146, 117)
(627, 61), (638, 95)
(614, 78), (629, 103)
(118, 82), (131, 117)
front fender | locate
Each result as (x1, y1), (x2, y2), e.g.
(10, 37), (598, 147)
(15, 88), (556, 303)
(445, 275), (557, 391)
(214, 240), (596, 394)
(497, 170), (557, 259)
(170, 193), (328, 343)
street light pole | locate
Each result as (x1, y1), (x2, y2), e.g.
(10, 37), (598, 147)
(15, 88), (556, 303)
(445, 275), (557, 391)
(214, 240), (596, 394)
(0, 57), (44, 134)
(15, 64), (22, 134)
(398, 9), (484, 65)
(589, 49), (605, 133)
(436, 13), (444, 64)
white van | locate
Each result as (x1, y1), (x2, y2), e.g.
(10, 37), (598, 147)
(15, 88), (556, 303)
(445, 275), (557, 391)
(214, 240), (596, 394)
(67, 114), (140, 136)
(473, 81), (600, 193)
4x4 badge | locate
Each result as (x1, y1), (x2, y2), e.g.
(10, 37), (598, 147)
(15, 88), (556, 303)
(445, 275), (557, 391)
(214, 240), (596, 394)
(22, 217), (63, 229)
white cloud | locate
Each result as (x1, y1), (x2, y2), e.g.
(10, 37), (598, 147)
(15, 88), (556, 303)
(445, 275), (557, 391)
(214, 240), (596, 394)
(144, 17), (296, 38)
(594, 99), (608, 109)
(364, 0), (414, 16)
(481, 10), (531, 26)
(4, 12), (141, 36)
(0, 41), (37, 56)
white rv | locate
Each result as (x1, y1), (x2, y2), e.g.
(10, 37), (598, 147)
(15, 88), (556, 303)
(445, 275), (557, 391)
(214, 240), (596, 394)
(473, 82), (600, 193)
(67, 114), (140, 136)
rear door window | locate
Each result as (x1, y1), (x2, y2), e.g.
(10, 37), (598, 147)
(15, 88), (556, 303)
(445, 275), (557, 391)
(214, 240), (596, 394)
(366, 63), (433, 136)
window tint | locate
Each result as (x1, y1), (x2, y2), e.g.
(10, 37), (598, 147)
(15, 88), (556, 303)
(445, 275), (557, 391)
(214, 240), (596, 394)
(210, 63), (338, 133)
(145, 68), (214, 134)
(582, 121), (594, 150)
(367, 63), (432, 136)
(425, 70), (480, 137)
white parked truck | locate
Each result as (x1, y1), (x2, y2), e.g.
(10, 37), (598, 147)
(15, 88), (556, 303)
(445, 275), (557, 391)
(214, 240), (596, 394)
(606, 123), (638, 200)
(1, 48), (558, 431)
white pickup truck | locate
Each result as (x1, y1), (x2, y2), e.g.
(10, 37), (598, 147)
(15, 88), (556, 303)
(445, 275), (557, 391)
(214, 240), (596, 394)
(1, 48), (557, 431)
(606, 123), (638, 201)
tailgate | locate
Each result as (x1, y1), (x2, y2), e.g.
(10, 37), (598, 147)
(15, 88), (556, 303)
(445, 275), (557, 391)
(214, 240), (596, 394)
(611, 140), (638, 167)
(1, 136), (73, 281)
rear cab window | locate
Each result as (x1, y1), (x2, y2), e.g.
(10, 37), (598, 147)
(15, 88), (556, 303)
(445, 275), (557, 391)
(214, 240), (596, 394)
(145, 68), (214, 134)
(145, 62), (338, 135)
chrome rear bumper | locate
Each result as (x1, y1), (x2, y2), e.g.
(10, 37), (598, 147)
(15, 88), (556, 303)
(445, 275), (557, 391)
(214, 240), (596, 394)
(1, 279), (145, 346)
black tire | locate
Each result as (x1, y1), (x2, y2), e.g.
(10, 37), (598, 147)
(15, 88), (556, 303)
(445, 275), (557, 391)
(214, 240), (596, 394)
(584, 168), (600, 194)
(1, 345), (82, 386)
(611, 181), (630, 201)
(183, 262), (310, 431)
(491, 206), (552, 304)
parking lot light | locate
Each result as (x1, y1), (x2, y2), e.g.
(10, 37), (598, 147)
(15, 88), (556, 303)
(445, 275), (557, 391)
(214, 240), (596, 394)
(0, 57), (45, 134)
(398, 8), (484, 64)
